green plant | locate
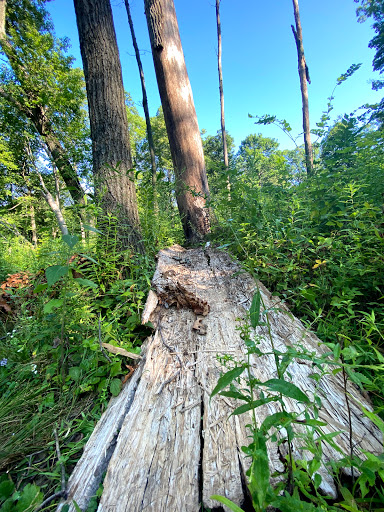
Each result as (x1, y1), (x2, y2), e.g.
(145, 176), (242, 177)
(210, 289), (384, 511)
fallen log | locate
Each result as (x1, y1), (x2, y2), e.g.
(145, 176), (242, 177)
(58, 245), (383, 511)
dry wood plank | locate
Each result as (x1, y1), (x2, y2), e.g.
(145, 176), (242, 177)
(57, 365), (143, 511)
(59, 245), (383, 512)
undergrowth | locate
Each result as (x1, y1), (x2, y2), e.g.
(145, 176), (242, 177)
(0, 228), (156, 511)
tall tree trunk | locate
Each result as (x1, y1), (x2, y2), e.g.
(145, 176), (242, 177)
(291, 0), (313, 176)
(125, 0), (158, 212)
(73, 0), (143, 251)
(216, 0), (230, 199)
(37, 171), (69, 236)
(144, 0), (211, 242)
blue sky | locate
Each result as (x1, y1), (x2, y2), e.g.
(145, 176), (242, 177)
(47, 0), (383, 151)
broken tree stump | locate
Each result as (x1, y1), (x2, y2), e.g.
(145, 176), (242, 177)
(59, 245), (383, 511)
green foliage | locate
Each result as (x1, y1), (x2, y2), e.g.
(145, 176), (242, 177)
(202, 130), (236, 194)
(355, 0), (384, 74)
(2, 0), (90, 164)
(236, 133), (290, 188)
(0, 477), (43, 512)
(211, 290), (384, 511)
(0, 224), (154, 508)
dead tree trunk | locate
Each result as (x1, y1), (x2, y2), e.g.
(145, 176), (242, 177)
(74, 0), (143, 251)
(216, 0), (231, 199)
(144, 0), (211, 242)
(59, 245), (382, 512)
(125, 0), (158, 212)
(291, 0), (313, 176)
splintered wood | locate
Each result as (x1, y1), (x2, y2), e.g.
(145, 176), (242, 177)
(59, 245), (383, 512)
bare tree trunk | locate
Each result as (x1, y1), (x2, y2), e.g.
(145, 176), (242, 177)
(0, 0), (6, 39)
(125, 0), (158, 212)
(73, 0), (143, 251)
(37, 172), (69, 236)
(291, 0), (313, 176)
(29, 202), (38, 247)
(52, 164), (61, 204)
(144, 0), (210, 242)
(216, 0), (230, 199)
(80, 219), (86, 243)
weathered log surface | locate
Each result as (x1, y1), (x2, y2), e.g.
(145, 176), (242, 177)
(59, 245), (382, 512)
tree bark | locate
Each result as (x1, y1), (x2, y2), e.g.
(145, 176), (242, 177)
(37, 171), (69, 236)
(0, 0), (6, 39)
(58, 245), (383, 512)
(216, 0), (230, 198)
(73, 0), (142, 251)
(29, 203), (38, 247)
(144, 0), (211, 242)
(125, 0), (158, 212)
(291, 0), (313, 176)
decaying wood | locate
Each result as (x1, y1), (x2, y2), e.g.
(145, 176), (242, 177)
(291, 0), (313, 175)
(59, 245), (382, 511)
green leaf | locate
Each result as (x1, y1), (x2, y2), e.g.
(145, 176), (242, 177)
(43, 298), (64, 314)
(46, 265), (69, 286)
(62, 234), (79, 250)
(0, 480), (15, 500)
(262, 379), (310, 403)
(72, 501), (82, 512)
(339, 486), (359, 510)
(250, 290), (261, 328)
(308, 458), (321, 476)
(360, 404), (384, 433)
(313, 473), (322, 489)
(219, 390), (249, 402)
(261, 411), (294, 433)
(68, 367), (81, 382)
(33, 283), (48, 293)
(248, 432), (270, 507)
(296, 418), (327, 427)
(110, 378), (122, 397)
(16, 484), (42, 512)
(210, 366), (245, 399)
(79, 253), (99, 265)
(110, 362), (122, 378)
(210, 495), (245, 512)
(333, 344), (341, 360)
(231, 397), (280, 416)
(83, 224), (103, 234)
(74, 278), (98, 289)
